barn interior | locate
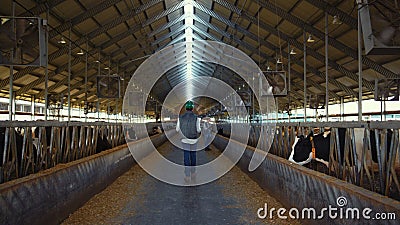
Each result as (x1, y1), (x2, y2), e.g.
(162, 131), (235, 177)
(0, 1), (400, 224)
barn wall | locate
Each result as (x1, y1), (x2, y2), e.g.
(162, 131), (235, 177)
(213, 134), (400, 225)
(0, 131), (170, 225)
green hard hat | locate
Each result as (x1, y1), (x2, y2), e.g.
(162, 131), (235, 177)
(185, 100), (194, 110)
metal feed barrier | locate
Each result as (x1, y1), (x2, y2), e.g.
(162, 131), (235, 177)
(217, 121), (400, 200)
(0, 121), (126, 184)
(0, 128), (171, 225)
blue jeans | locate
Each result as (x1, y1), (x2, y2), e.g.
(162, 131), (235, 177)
(182, 142), (196, 177)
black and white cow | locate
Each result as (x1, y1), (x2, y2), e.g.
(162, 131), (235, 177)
(0, 127), (24, 167)
(288, 128), (346, 167)
(288, 128), (393, 168)
(150, 126), (163, 136)
(0, 127), (28, 174)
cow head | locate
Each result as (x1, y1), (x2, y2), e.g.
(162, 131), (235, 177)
(291, 133), (313, 164)
(289, 128), (332, 166)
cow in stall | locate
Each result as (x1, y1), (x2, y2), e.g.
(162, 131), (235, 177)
(288, 127), (393, 169)
(64, 125), (113, 154)
(33, 125), (112, 155)
(0, 127), (34, 182)
(289, 127), (344, 167)
(1, 125), (113, 182)
(33, 126), (52, 147)
(0, 127), (24, 168)
(70, 126), (112, 154)
(96, 131), (112, 153)
(151, 126), (163, 135)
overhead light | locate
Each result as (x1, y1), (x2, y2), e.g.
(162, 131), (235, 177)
(94, 60), (100, 63)
(77, 49), (84, 55)
(307, 34), (315, 43)
(290, 48), (297, 55)
(276, 57), (283, 64)
(104, 67), (109, 70)
(58, 37), (66, 44)
(267, 65), (271, 70)
(332, 15), (342, 25)
(1, 18), (10, 25)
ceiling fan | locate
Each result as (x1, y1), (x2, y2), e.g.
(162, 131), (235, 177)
(0, 17), (46, 66)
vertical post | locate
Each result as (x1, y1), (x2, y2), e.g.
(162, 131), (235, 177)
(252, 75), (255, 124)
(341, 97), (344, 121)
(97, 101), (100, 120)
(13, 91), (16, 120)
(9, 65), (13, 121)
(67, 26), (71, 122)
(288, 44), (291, 122)
(31, 95), (35, 120)
(303, 31), (307, 122)
(9, 2), (15, 121)
(116, 99), (118, 123)
(44, 7), (49, 121)
(325, 11), (329, 121)
(122, 71), (125, 122)
(116, 65), (119, 123)
(85, 39), (88, 122)
(383, 100), (386, 121)
(357, 2), (363, 122)
(108, 57), (111, 123)
(107, 102), (110, 123)
(97, 50), (100, 120)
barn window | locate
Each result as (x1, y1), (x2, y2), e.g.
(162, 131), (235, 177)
(15, 104), (23, 112)
(0, 103), (7, 110)
(24, 106), (31, 113)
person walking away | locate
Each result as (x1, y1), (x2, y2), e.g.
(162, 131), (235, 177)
(176, 100), (201, 183)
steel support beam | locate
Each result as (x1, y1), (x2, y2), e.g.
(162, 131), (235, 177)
(214, 0), (370, 94)
(235, 5), (374, 92)
(193, 2), (340, 99)
(147, 14), (186, 38)
(304, 0), (357, 29)
(194, 17), (321, 102)
(251, 0), (400, 80)
(152, 26), (186, 46)
(142, 1), (185, 27)
(1, 0), (156, 93)
(26, 11), (148, 98)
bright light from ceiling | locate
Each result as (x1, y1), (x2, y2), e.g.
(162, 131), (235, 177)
(184, 0), (195, 97)
(184, 0), (194, 74)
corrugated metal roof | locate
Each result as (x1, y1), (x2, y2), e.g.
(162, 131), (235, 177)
(0, 0), (399, 113)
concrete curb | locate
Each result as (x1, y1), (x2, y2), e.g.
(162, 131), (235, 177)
(213, 134), (400, 225)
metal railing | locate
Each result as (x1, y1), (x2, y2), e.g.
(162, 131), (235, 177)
(217, 121), (400, 200)
(0, 121), (126, 184)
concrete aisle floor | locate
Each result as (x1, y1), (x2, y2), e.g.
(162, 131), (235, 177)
(62, 141), (301, 225)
